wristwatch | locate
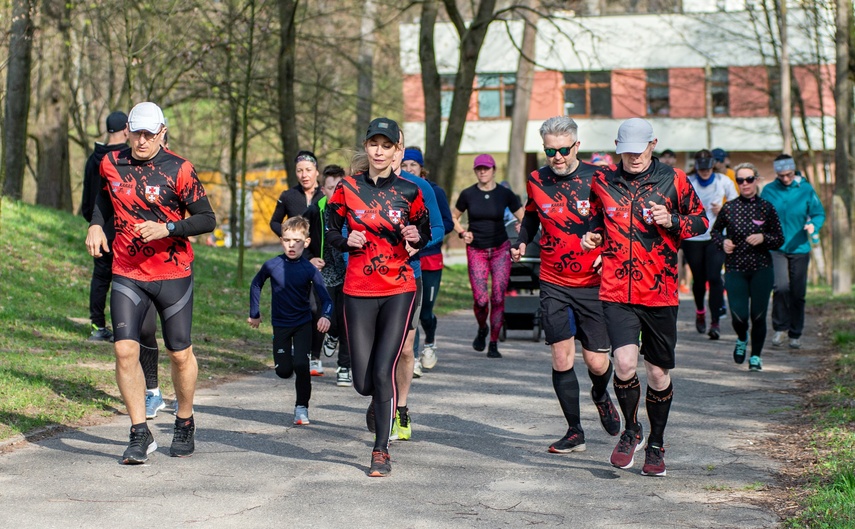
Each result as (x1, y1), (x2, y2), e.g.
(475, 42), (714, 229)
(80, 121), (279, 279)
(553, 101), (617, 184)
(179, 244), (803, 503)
(166, 221), (176, 235)
(458, 231), (465, 239)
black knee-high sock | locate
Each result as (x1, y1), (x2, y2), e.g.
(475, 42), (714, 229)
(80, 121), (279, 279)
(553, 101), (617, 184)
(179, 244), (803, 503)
(552, 368), (581, 431)
(589, 361), (613, 402)
(613, 374), (641, 432)
(139, 344), (159, 390)
(646, 383), (673, 447)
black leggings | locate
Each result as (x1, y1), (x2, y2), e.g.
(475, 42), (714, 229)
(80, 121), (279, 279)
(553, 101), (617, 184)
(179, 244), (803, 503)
(273, 322), (312, 407)
(681, 240), (725, 322)
(725, 267), (774, 357)
(344, 292), (416, 452)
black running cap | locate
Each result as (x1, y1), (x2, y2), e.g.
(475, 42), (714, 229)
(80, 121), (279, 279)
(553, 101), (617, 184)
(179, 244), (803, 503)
(106, 111), (128, 133)
(365, 117), (400, 144)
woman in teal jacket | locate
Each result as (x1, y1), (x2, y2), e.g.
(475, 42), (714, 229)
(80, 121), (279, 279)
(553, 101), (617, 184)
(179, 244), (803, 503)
(759, 154), (825, 349)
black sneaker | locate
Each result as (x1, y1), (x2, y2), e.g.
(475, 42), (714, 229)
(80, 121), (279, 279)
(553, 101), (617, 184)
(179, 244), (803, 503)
(366, 400), (376, 433)
(88, 325), (114, 343)
(472, 326), (489, 352)
(695, 312), (706, 334)
(486, 341), (502, 358)
(548, 427), (586, 453)
(368, 450), (391, 477)
(170, 417), (195, 457)
(707, 323), (720, 340)
(592, 390), (622, 436)
(122, 426), (156, 464)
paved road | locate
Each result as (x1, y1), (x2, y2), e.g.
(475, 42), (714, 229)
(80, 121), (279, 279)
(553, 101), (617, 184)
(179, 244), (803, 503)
(0, 299), (812, 528)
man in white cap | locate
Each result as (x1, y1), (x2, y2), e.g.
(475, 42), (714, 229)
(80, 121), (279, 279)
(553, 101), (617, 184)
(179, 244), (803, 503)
(85, 102), (217, 464)
(581, 118), (707, 476)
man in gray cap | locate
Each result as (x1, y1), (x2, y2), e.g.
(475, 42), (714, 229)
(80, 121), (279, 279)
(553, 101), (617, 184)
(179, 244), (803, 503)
(582, 118), (707, 477)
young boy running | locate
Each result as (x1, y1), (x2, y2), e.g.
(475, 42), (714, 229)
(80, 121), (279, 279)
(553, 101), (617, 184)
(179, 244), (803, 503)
(248, 216), (332, 425)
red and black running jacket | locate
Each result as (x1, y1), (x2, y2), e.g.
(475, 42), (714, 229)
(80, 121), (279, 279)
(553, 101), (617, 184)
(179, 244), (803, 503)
(589, 160), (708, 306)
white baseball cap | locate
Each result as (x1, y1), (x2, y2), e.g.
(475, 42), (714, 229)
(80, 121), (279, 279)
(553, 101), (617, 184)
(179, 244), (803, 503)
(615, 118), (655, 154)
(127, 102), (166, 134)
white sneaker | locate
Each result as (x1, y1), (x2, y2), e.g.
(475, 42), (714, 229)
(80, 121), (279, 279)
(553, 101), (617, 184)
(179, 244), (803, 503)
(772, 331), (785, 347)
(336, 366), (352, 387)
(322, 335), (338, 357)
(412, 359), (423, 378)
(293, 405), (310, 425)
(309, 359), (324, 376)
(421, 344), (438, 370)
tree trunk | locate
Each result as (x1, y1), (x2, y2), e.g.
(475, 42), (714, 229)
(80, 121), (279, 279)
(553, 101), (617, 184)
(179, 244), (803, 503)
(354, 0), (378, 148)
(777, 0), (793, 154)
(34, 0), (72, 212)
(435, 0), (498, 195)
(3, 0), (36, 200)
(832, 0), (853, 294)
(507, 2), (539, 194)
(278, 0), (299, 187)
(419, 0), (442, 180)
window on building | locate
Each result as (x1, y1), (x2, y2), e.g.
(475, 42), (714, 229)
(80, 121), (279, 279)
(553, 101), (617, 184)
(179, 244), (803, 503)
(563, 71), (612, 118)
(605, 0), (682, 14)
(646, 69), (669, 116)
(476, 74), (515, 119)
(710, 67), (729, 116)
(440, 75), (456, 119)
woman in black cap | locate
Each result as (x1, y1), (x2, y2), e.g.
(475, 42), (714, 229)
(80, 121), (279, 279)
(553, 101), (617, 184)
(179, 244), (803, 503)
(326, 118), (431, 477)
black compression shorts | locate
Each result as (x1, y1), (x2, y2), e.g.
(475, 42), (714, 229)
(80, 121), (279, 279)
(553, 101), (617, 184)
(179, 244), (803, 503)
(111, 274), (194, 351)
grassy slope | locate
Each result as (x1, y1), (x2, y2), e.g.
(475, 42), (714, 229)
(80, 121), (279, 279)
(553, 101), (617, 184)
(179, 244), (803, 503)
(0, 200), (472, 441)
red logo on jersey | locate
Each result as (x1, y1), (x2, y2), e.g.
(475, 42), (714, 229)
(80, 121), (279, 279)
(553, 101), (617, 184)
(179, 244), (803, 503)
(577, 200), (590, 216)
(642, 207), (655, 224)
(145, 185), (161, 203)
(388, 209), (402, 224)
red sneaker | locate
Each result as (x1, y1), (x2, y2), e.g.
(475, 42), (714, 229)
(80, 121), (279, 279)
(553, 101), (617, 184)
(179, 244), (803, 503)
(610, 428), (644, 469)
(641, 444), (667, 476)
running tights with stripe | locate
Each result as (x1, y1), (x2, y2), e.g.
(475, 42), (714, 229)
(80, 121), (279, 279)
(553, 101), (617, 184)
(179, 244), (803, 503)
(344, 291), (415, 452)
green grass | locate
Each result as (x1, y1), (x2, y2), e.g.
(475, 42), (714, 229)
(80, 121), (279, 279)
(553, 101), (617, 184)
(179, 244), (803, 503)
(785, 288), (855, 528)
(0, 200), (473, 442)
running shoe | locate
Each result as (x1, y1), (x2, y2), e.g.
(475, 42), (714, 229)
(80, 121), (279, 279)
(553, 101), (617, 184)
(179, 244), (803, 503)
(486, 341), (502, 358)
(733, 339), (748, 364)
(88, 324), (114, 343)
(592, 389), (622, 436)
(610, 427), (644, 469)
(641, 444), (667, 476)
(548, 427), (586, 453)
(472, 326), (489, 352)
(309, 359), (324, 376)
(322, 335), (338, 358)
(412, 359), (423, 378)
(421, 344), (438, 370)
(707, 323), (720, 340)
(749, 356), (763, 371)
(293, 405), (310, 425)
(368, 450), (391, 477)
(390, 408), (412, 441)
(694, 311), (706, 334)
(789, 338), (801, 349)
(366, 400), (376, 433)
(772, 331), (785, 347)
(335, 367), (352, 387)
(122, 426), (157, 465)
(169, 417), (195, 457)
(145, 390), (166, 419)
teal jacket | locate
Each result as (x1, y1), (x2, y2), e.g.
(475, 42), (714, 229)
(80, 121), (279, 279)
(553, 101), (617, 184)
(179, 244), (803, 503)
(760, 176), (825, 254)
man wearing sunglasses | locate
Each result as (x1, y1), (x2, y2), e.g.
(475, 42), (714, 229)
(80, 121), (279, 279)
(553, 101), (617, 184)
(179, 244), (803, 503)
(581, 118), (708, 476)
(760, 154), (825, 349)
(511, 116), (621, 457)
(85, 102), (216, 464)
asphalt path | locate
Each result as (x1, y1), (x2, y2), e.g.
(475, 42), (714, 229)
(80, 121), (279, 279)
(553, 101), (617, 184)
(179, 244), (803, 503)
(0, 297), (813, 528)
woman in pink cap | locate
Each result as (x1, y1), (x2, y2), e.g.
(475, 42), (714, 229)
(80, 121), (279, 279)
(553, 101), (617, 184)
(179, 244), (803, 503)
(452, 154), (524, 358)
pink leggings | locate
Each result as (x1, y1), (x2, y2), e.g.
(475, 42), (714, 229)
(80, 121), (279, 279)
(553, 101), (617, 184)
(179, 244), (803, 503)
(466, 240), (511, 342)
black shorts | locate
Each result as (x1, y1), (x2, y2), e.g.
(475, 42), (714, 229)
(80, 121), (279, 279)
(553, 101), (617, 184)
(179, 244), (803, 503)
(408, 277), (423, 331)
(111, 274), (194, 351)
(540, 282), (610, 352)
(602, 302), (678, 369)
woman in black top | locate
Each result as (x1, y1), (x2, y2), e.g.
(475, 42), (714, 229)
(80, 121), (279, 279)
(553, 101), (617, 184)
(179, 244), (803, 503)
(711, 163), (784, 371)
(452, 154), (523, 358)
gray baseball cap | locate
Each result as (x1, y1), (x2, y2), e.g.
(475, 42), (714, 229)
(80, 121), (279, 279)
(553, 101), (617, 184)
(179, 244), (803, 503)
(615, 118), (655, 154)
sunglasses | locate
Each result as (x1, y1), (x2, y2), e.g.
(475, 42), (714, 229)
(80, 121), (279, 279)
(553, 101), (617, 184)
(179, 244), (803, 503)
(735, 176), (756, 184)
(544, 146), (574, 158)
